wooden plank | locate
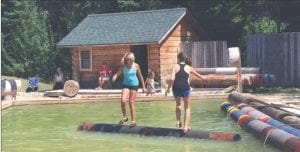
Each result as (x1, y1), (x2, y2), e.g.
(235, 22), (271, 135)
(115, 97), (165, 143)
(93, 45), (130, 50)
(165, 36), (181, 41)
(296, 33), (300, 86)
(160, 47), (179, 53)
(160, 59), (177, 65)
(246, 32), (300, 86)
(290, 32), (295, 86)
(160, 53), (177, 59)
(283, 33), (289, 85)
(161, 41), (181, 47)
(93, 50), (128, 55)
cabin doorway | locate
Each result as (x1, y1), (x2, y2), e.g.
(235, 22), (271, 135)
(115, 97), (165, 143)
(131, 45), (148, 80)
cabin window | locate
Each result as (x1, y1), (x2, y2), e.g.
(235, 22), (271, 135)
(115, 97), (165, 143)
(79, 49), (92, 71)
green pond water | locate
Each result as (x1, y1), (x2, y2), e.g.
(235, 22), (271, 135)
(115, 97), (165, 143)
(2, 99), (280, 152)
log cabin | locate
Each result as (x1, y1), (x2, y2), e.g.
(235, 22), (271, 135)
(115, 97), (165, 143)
(57, 8), (206, 89)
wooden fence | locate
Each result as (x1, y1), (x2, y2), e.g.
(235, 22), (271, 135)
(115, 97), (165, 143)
(247, 32), (300, 87)
(180, 41), (228, 68)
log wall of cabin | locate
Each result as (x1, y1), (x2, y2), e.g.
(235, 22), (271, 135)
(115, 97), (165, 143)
(71, 45), (130, 88)
(148, 44), (161, 81)
(159, 16), (202, 88)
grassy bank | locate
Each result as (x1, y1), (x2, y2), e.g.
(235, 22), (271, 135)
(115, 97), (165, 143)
(1, 76), (53, 92)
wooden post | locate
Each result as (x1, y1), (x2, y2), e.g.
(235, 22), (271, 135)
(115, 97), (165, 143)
(228, 47), (243, 93)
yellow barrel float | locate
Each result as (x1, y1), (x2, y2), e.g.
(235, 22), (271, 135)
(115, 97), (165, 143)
(221, 102), (249, 123)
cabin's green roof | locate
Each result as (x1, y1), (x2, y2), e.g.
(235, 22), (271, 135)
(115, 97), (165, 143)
(57, 8), (187, 47)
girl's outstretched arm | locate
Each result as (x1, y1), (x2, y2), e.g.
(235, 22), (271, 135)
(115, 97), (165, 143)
(136, 64), (146, 92)
(112, 66), (123, 82)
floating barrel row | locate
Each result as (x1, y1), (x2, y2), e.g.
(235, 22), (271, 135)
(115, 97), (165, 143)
(78, 122), (241, 141)
(237, 103), (300, 137)
(229, 92), (300, 129)
(221, 102), (300, 152)
(249, 102), (300, 129)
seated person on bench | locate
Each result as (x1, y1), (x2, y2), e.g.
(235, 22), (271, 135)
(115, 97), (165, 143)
(95, 62), (112, 90)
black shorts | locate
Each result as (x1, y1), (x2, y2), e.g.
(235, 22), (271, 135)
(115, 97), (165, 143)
(122, 85), (139, 91)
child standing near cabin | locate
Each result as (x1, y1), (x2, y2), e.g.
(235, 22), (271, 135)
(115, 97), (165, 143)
(53, 68), (64, 90)
(96, 62), (112, 90)
(112, 52), (146, 127)
(145, 70), (159, 96)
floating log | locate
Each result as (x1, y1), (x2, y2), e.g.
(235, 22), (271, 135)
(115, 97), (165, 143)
(1, 79), (21, 100)
(190, 74), (275, 88)
(249, 102), (292, 120)
(78, 123), (241, 141)
(63, 80), (80, 97)
(228, 93), (253, 104)
(282, 116), (300, 130)
(195, 67), (260, 75)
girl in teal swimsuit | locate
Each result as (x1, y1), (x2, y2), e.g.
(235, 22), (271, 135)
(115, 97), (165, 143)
(112, 52), (146, 127)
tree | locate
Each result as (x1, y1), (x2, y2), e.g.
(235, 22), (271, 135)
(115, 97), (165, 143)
(1, 0), (55, 79)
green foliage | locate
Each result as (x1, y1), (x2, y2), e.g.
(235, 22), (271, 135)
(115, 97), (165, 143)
(118, 0), (140, 11)
(2, 0), (55, 80)
(1, 0), (297, 81)
(244, 16), (288, 34)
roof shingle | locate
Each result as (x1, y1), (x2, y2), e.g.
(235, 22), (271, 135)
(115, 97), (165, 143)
(57, 8), (186, 47)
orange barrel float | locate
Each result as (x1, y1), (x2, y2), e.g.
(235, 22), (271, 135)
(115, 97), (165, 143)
(246, 120), (300, 152)
(240, 106), (300, 137)
(78, 123), (241, 141)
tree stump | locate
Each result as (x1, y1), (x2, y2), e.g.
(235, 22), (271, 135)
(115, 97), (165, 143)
(63, 80), (80, 97)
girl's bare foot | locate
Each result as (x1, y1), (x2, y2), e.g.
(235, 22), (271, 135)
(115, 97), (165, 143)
(118, 117), (128, 124)
(176, 121), (182, 128)
(129, 121), (136, 128)
(183, 127), (192, 133)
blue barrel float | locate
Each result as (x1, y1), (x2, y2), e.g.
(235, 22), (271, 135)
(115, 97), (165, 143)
(229, 92), (300, 130)
(78, 122), (241, 141)
(221, 102), (300, 152)
(240, 106), (300, 137)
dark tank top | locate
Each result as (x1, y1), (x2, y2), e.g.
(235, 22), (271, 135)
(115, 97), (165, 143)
(172, 63), (190, 92)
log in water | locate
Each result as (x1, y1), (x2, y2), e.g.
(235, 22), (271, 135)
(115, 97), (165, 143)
(78, 122), (241, 141)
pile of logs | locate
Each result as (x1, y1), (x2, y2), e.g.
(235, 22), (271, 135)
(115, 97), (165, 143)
(190, 67), (275, 88)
